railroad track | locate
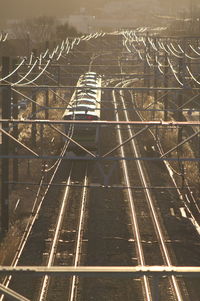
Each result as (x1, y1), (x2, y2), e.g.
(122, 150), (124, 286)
(1, 153), (89, 300)
(74, 76), (190, 301)
(38, 161), (89, 301)
(1, 33), (200, 301)
(112, 79), (186, 301)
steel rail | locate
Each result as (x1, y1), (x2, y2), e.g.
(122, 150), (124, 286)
(38, 166), (73, 301)
(36, 163), (89, 301)
(69, 165), (89, 301)
(129, 83), (200, 236)
(0, 143), (70, 301)
(112, 81), (152, 301)
(121, 81), (184, 301)
(129, 85), (200, 234)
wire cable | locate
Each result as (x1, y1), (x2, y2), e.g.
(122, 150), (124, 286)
(28, 52), (34, 65)
(16, 59), (51, 86)
(158, 40), (164, 50)
(124, 38), (132, 53)
(1, 32), (8, 42)
(146, 53), (154, 67)
(141, 36), (146, 47)
(160, 42), (170, 54)
(186, 65), (200, 85)
(155, 56), (165, 74)
(42, 49), (49, 59)
(177, 43), (184, 53)
(170, 43), (182, 54)
(11, 58), (39, 86)
(0, 57), (27, 82)
(177, 43), (200, 59)
(166, 44), (183, 58)
(148, 37), (158, 51)
(56, 44), (65, 61)
(167, 57), (184, 86)
(189, 44), (200, 56)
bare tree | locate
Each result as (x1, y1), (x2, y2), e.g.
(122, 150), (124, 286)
(56, 22), (80, 40)
(11, 16), (57, 43)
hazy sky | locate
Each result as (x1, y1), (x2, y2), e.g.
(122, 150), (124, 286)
(0, 0), (109, 21)
(0, 0), (193, 24)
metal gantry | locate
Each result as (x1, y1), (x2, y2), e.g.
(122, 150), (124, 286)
(0, 29), (200, 300)
(0, 266), (200, 301)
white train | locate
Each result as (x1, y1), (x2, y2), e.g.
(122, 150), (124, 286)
(62, 72), (101, 153)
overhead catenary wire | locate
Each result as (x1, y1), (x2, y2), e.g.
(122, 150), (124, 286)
(177, 43), (185, 53)
(15, 59), (51, 86)
(11, 58), (39, 86)
(28, 53), (34, 65)
(146, 53), (154, 67)
(185, 53), (200, 60)
(160, 41), (170, 54)
(123, 38), (132, 53)
(131, 32), (169, 76)
(0, 32), (8, 42)
(169, 43), (183, 54)
(148, 37), (158, 51)
(141, 36), (146, 47)
(131, 42), (144, 60)
(0, 57), (27, 82)
(3, 32), (8, 42)
(186, 66), (200, 85)
(42, 49), (49, 59)
(166, 44), (183, 58)
(13, 71), (71, 108)
(56, 45), (65, 61)
(167, 57), (184, 86)
(174, 43), (200, 60)
(158, 40), (165, 50)
(3, 30), (199, 92)
(189, 44), (200, 56)
(170, 43), (200, 60)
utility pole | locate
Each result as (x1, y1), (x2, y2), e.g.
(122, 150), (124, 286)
(1, 56), (11, 233)
(143, 32), (150, 106)
(146, 34), (150, 98)
(153, 37), (158, 120)
(164, 51), (169, 121)
(45, 89), (49, 120)
(190, 0), (195, 32)
(31, 91), (37, 148)
(190, 0), (194, 19)
(177, 56), (185, 189)
(12, 58), (19, 184)
(153, 38), (158, 105)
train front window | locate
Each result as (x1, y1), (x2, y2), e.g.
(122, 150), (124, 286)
(69, 107), (95, 112)
(75, 114), (98, 120)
